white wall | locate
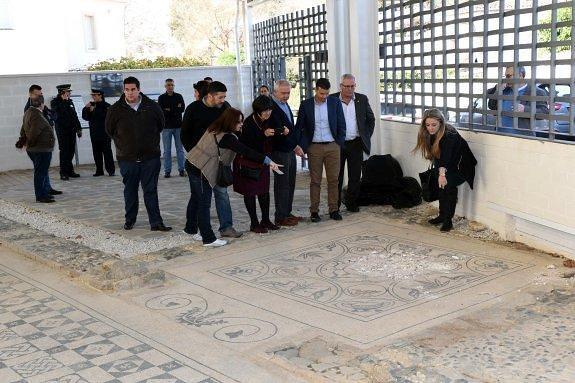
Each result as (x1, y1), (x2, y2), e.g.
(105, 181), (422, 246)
(0, 65), (253, 172)
(0, 0), (127, 75)
(376, 120), (575, 258)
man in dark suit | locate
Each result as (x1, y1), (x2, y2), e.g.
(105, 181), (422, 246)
(296, 78), (346, 222)
(270, 79), (303, 226)
(331, 74), (375, 212)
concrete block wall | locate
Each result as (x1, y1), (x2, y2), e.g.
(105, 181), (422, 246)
(0, 66), (253, 172)
(376, 120), (575, 258)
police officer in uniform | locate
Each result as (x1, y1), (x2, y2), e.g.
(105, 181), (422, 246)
(51, 84), (82, 180)
(82, 89), (115, 176)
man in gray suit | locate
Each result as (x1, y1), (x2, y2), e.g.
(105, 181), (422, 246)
(331, 74), (375, 212)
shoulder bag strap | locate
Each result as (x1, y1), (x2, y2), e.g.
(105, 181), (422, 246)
(213, 134), (222, 160)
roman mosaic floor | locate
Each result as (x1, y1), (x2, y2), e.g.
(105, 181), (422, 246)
(0, 164), (573, 382)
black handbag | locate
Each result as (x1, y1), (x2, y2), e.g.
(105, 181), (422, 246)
(419, 165), (439, 202)
(240, 166), (261, 181)
(214, 135), (233, 187)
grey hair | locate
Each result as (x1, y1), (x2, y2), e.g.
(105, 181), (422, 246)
(517, 66), (526, 78)
(340, 74), (356, 82)
(30, 95), (44, 108)
(273, 79), (290, 90)
(505, 65), (526, 78)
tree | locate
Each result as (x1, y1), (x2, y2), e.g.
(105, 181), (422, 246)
(169, 0), (244, 64)
(538, 7), (572, 53)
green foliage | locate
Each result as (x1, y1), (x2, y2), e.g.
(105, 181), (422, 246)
(538, 7), (572, 53)
(215, 51), (246, 66)
(86, 56), (208, 71)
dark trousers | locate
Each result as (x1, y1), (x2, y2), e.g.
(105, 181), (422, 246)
(118, 158), (163, 227)
(56, 130), (76, 176)
(438, 172), (465, 221)
(91, 137), (115, 175)
(27, 151), (52, 200)
(185, 163), (217, 244)
(338, 137), (364, 209)
(271, 150), (296, 221)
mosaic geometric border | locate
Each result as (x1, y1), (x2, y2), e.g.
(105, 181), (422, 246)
(211, 232), (533, 322)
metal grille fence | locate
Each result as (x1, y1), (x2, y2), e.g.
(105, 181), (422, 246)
(252, 4), (328, 102)
(378, 0), (575, 142)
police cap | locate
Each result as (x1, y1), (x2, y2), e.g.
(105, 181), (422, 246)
(56, 84), (72, 92)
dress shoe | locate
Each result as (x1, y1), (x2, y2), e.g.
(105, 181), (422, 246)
(428, 216), (443, 225)
(288, 214), (303, 222)
(124, 221), (135, 230)
(346, 205), (360, 213)
(179, 170), (186, 177)
(260, 220), (280, 230)
(220, 227), (243, 238)
(310, 212), (321, 222)
(108, 173), (115, 176)
(37, 197), (55, 203)
(48, 189), (63, 195)
(151, 223), (172, 232)
(60, 175), (69, 181)
(69, 173), (80, 178)
(329, 211), (343, 221)
(93, 172), (104, 177)
(275, 218), (298, 226)
(250, 224), (268, 234)
(164, 173), (171, 178)
(440, 220), (453, 232)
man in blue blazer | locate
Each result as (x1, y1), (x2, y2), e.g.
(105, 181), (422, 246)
(296, 78), (346, 222)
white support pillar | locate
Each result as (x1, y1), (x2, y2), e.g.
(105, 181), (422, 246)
(327, 0), (382, 155)
(326, 0), (351, 81)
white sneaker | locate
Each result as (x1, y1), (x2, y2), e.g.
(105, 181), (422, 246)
(192, 233), (202, 241)
(203, 239), (227, 247)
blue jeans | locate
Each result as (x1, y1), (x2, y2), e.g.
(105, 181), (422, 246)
(162, 128), (185, 174)
(213, 185), (233, 231)
(185, 167), (217, 244)
(27, 151), (52, 200)
(119, 158), (163, 227)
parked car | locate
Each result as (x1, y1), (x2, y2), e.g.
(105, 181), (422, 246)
(459, 90), (551, 131)
(538, 83), (573, 134)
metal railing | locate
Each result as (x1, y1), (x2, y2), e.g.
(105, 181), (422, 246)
(378, 0), (575, 142)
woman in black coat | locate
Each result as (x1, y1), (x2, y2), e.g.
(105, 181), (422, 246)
(413, 108), (477, 232)
(233, 96), (282, 233)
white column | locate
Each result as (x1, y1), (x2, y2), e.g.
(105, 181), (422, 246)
(326, 0), (351, 81)
(349, 0), (382, 155)
(327, 0), (382, 155)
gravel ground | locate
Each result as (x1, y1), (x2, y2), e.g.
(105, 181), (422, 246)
(0, 199), (194, 258)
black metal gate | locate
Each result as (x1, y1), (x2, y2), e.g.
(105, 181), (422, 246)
(252, 4), (328, 102)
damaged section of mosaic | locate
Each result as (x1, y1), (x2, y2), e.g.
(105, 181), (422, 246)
(268, 288), (575, 383)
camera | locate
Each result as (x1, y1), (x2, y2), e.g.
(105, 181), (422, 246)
(273, 127), (284, 136)
(90, 101), (95, 106)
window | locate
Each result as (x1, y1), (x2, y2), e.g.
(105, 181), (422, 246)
(83, 15), (97, 50)
(378, 0), (575, 142)
(0, 0), (15, 30)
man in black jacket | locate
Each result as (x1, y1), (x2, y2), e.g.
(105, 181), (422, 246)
(51, 84), (82, 180)
(105, 77), (171, 232)
(82, 89), (115, 177)
(158, 79), (186, 178)
(331, 74), (375, 212)
(180, 81), (241, 238)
